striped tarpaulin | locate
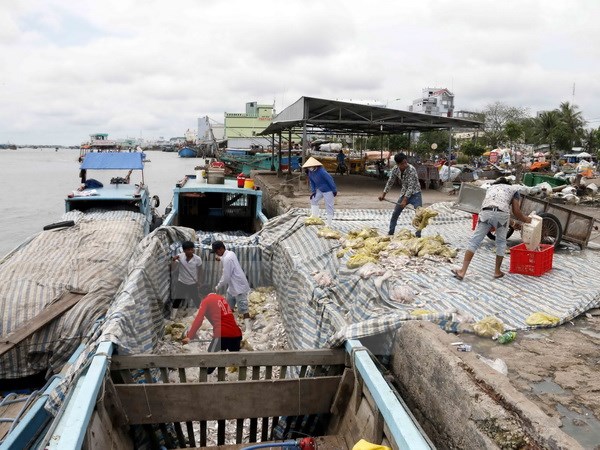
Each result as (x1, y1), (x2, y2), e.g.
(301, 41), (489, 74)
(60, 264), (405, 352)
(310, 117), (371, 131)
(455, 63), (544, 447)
(0, 210), (146, 379)
(259, 204), (600, 347)
(46, 204), (600, 413)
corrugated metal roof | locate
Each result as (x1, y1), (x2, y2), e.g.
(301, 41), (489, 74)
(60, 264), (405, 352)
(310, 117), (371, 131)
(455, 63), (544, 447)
(259, 96), (482, 136)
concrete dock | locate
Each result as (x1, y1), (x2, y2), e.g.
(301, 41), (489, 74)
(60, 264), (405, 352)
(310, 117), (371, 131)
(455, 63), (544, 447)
(254, 170), (600, 449)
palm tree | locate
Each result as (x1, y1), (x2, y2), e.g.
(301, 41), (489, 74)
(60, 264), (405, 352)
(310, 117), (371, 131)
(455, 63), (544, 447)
(557, 102), (586, 151)
(533, 111), (560, 163)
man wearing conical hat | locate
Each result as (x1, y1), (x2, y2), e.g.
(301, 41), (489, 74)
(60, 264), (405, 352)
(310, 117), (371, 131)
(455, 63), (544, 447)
(302, 157), (337, 226)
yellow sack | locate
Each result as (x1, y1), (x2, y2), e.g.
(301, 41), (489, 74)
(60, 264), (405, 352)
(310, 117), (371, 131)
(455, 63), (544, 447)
(352, 439), (391, 450)
(411, 309), (435, 316)
(472, 316), (504, 338)
(526, 312), (560, 326)
(305, 216), (325, 226)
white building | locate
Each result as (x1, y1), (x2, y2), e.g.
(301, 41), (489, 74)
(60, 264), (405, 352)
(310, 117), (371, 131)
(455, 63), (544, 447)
(409, 88), (455, 117)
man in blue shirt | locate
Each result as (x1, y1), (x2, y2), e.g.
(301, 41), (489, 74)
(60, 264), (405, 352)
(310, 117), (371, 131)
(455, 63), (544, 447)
(303, 157), (337, 226)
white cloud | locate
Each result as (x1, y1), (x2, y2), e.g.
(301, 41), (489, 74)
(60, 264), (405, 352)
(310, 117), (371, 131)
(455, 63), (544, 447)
(1, 0), (600, 145)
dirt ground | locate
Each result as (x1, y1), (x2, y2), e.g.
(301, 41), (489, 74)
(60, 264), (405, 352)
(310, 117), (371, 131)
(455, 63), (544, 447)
(256, 171), (600, 448)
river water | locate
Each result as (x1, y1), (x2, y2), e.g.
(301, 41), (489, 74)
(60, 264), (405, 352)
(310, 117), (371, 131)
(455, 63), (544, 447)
(0, 148), (203, 258)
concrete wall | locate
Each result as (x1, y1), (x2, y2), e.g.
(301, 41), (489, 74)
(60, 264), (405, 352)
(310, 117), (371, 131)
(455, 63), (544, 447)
(390, 321), (580, 450)
(252, 171), (295, 218)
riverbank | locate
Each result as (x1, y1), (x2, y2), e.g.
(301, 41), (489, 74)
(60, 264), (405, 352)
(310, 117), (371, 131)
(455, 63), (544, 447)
(253, 170), (600, 449)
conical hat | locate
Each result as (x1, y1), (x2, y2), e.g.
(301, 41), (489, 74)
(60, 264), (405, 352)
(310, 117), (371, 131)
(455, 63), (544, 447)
(302, 157), (323, 168)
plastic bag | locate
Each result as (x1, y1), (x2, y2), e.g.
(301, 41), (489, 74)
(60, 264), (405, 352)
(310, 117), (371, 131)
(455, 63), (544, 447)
(305, 216), (325, 226)
(411, 309), (435, 316)
(352, 440), (392, 450)
(478, 356), (508, 375)
(472, 316), (504, 338)
(525, 312), (560, 326)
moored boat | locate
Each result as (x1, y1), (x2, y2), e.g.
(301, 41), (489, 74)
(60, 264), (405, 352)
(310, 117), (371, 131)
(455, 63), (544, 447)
(0, 152), (158, 446)
(178, 146), (198, 158)
(163, 172), (266, 233)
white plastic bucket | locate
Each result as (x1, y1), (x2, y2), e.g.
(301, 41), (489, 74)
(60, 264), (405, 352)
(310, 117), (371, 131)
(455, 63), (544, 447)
(522, 214), (543, 251)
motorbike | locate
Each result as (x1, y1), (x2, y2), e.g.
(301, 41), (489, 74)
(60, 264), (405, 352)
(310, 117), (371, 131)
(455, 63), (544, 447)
(374, 159), (387, 179)
(336, 161), (349, 175)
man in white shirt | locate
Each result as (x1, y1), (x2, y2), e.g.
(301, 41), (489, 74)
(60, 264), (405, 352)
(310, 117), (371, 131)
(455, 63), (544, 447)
(171, 240), (203, 318)
(212, 241), (252, 331)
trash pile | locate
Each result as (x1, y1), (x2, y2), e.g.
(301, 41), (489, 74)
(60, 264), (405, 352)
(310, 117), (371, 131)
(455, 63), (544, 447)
(154, 287), (289, 446)
(156, 286), (288, 357)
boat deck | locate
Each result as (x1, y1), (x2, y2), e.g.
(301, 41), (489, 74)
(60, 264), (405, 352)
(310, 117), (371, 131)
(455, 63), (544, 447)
(0, 394), (31, 441)
(176, 178), (262, 196)
(67, 184), (143, 201)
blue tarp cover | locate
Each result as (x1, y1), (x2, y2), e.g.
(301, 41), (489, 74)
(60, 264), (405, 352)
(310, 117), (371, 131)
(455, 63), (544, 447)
(80, 152), (144, 170)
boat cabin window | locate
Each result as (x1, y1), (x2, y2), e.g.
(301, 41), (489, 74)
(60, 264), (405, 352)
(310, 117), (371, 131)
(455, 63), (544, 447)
(177, 192), (257, 233)
(67, 199), (142, 213)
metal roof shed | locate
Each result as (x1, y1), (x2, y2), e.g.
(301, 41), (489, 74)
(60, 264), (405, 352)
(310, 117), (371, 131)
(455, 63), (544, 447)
(258, 96), (483, 172)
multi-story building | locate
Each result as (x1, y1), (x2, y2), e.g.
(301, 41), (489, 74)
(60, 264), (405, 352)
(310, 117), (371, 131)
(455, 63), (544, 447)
(409, 88), (455, 117)
(224, 102), (274, 149)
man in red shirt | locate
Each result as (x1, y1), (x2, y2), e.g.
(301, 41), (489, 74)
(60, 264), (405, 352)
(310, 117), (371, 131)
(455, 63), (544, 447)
(182, 293), (242, 372)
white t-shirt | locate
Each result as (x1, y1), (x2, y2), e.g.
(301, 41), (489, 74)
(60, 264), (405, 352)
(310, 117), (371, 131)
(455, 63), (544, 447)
(481, 184), (521, 212)
(177, 252), (202, 285)
(216, 250), (250, 296)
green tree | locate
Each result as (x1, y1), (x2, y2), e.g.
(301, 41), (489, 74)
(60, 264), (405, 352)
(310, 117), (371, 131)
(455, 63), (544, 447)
(388, 134), (410, 150)
(504, 121), (524, 147)
(415, 130), (450, 157)
(532, 110), (560, 161)
(582, 128), (599, 153)
(460, 140), (486, 157)
(481, 102), (529, 147)
(555, 101), (586, 151)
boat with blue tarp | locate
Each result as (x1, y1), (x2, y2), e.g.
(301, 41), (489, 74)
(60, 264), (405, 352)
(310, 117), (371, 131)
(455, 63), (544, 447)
(0, 152), (159, 446)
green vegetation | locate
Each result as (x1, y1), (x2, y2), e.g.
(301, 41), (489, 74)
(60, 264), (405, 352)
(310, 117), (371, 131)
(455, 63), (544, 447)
(335, 101), (600, 163)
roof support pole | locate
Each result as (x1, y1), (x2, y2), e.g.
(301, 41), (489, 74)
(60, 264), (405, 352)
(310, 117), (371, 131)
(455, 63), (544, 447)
(270, 135), (275, 171)
(288, 130), (292, 175)
(301, 120), (308, 181)
(277, 131), (282, 176)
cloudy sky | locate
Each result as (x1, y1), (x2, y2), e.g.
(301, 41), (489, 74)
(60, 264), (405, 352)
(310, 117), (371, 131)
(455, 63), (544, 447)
(1, 0), (599, 145)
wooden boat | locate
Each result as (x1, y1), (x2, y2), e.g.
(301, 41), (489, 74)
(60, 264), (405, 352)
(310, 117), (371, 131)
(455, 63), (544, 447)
(37, 341), (432, 449)
(0, 152), (158, 446)
(163, 172), (267, 234)
(67, 152), (159, 234)
(219, 150), (301, 176)
(309, 150), (365, 174)
(179, 146), (199, 158)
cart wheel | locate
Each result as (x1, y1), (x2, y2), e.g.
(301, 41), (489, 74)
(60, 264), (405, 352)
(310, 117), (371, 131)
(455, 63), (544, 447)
(486, 226), (515, 241)
(538, 212), (562, 246)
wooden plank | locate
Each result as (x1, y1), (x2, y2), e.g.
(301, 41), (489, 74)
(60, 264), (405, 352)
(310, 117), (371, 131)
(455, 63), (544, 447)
(261, 366), (273, 441)
(179, 368), (196, 447)
(111, 349), (346, 370)
(159, 367), (185, 447)
(190, 434), (347, 450)
(116, 377), (342, 425)
(249, 366), (260, 442)
(0, 291), (85, 357)
(327, 368), (355, 435)
(236, 366), (247, 444)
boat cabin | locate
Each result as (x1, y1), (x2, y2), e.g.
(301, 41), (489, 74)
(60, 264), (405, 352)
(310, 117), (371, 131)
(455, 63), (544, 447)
(164, 176), (267, 234)
(66, 152), (155, 234)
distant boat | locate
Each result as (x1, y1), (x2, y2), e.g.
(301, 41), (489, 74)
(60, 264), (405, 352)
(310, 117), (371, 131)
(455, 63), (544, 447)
(178, 146), (198, 158)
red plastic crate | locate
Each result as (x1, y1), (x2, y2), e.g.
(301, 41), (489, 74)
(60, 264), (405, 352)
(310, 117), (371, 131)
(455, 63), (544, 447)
(471, 213), (478, 230)
(509, 243), (554, 276)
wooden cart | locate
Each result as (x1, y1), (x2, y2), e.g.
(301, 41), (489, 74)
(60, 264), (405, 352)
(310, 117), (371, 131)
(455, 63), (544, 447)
(455, 183), (597, 248)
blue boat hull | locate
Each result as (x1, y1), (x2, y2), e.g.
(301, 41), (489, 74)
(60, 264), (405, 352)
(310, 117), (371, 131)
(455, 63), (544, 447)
(178, 147), (197, 158)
